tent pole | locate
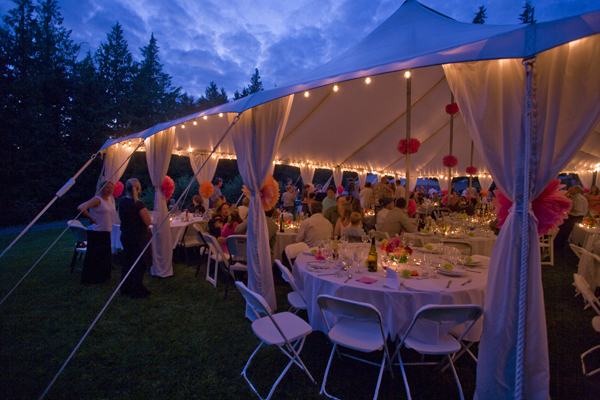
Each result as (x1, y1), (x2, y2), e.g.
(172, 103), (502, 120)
(447, 93), (454, 204)
(469, 140), (474, 190)
(405, 71), (412, 202)
(39, 114), (241, 400)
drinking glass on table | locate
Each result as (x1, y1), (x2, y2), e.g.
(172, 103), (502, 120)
(361, 235), (370, 245)
(353, 248), (363, 274)
(381, 255), (390, 278)
(322, 248), (333, 268)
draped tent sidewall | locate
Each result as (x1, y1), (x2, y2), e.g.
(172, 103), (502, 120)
(102, 143), (135, 184)
(190, 154), (220, 210)
(146, 127), (175, 278)
(444, 34), (600, 399)
(230, 95), (295, 315)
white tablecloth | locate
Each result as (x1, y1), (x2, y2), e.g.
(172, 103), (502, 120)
(111, 218), (207, 252)
(293, 244), (488, 342)
(570, 224), (600, 249)
(405, 232), (497, 257)
(272, 229), (298, 263)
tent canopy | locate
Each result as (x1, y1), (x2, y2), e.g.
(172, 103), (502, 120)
(101, 0), (600, 181)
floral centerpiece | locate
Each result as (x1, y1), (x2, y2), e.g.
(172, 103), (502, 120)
(583, 215), (597, 229)
(456, 212), (468, 220)
(380, 237), (412, 263)
(277, 218), (293, 229)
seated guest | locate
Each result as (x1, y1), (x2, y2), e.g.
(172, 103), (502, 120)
(351, 198), (364, 221)
(235, 208), (278, 252)
(463, 197), (478, 216)
(204, 198), (222, 221)
(220, 209), (243, 253)
(208, 202), (229, 238)
(322, 185), (337, 213)
(296, 202), (333, 247)
(324, 195), (347, 227)
(375, 197), (394, 231)
(366, 196), (377, 210)
(187, 195), (206, 215)
(302, 192), (316, 216)
(383, 198), (416, 236)
(555, 185), (588, 249)
(333, 204), (352, 238)
(343, 212), (365, 242)
(238, 197), (249, 220)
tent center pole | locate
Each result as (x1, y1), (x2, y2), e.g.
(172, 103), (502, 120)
(405, 71), (412, 202)
(447, 93), (454, 203)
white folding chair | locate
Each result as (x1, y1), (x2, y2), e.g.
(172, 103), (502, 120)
(204, 234), (247, 299)
(573, 273), (600, 376)
(370, 230), (390, 241)
(193, 223), (210, 277)
(539, 229), (557, 266)
(235, 282), (317, 400)
(317, 294), (393, 400)
(392, 304), (484, 400)
(284, 242), (309, 265)
(275, 260), (307, 314)
(570, 243), (585, 260)
(179, 222), (204, 267)
(67, 220), (87, 273)
(226, 235), (248, 265)
(571, 246), (600, 308)
(443, 240), (473, 256)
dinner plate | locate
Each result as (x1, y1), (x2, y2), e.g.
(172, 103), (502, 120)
(437, 268), (465, 276)
(417, 232), (432, 236)
(463, 261), (482, 267)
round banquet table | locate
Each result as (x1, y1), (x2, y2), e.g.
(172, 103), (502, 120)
(570, 224), (600, 249)
(405, 231), (497, 257)
(292, 243), (488, 343)
(272, 228), (298, 263)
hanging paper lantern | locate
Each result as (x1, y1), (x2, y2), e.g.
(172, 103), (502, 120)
(493, 179), (572, 236)
(441, 190), (448, 195)
(261, 175), (280, 210)
(445, 103), (459, 114)
(337, 185), (344, 194)
(161, 176), (175, 199)
(480, 190), (489, 197)
(199, 181), (215, 199)
(583, 187), (590, 194)
(397, 138), (421, 155)
(112, 181), (124, 197)
(408, 199), (417, 217)
(466, 166), (478, 175)
(443, 155), (458, 168)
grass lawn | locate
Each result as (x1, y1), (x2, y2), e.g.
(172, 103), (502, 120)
(1, 227), (599, 399)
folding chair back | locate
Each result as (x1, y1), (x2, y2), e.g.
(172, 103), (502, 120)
(317, 295), (381, 325)
(68, 220), (87, 243)
(276, 260), (303, 295)
(203, 233), (228, 287)
(574, 273), (600, 315)
(570, 244), (585, 259)
(370, 230), (390, 241)
(226, 235), (247, 260)
(443, 240), (473, 256)
(236, 281), (272, 319)
(285, 242), (309, 262)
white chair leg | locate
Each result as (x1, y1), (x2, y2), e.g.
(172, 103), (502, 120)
(320, 343), (338, 399)
(582, 344), (600, 376)
(397, 352), (413, 400)
(446, 355), (465, 400)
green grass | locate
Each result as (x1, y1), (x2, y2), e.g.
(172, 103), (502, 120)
(0, 228), (599, 399)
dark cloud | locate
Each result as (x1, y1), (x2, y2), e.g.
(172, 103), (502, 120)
(1, 0), (598, 99)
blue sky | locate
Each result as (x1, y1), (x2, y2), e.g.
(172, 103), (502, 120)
(1, 0), (599, 98)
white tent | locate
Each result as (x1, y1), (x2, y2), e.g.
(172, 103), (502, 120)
(99, 1), (600, 398)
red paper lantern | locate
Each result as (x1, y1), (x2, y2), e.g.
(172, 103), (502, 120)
(112, 181), (124, 197)
(443, 155), (458, 168)
(445, 103), (459, 114)
(161, 176), (175, 199)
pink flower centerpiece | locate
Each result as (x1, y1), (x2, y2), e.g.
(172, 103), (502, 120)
(380, 237), (412, 263)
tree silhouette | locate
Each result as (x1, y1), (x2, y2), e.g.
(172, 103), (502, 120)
(473, 5), (487, 24)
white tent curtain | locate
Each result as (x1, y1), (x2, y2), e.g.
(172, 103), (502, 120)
(444, 35), (600, 399)
(357, 171), (367, 189)
(578, 170), (594, 189)
(229, 95), (294, 315)
(333, 166), (343, 189)
(146, 127), (175, 278)
(408, 175), (418, 193)
(190, 153), (220, 210)
(478, 174), (494, 191)
(102, 142), (133, 184)
(299, 165), (315, 188)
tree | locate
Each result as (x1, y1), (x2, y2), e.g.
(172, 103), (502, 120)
(519, 1), (536, 24)
(233, 68), (264, 100)
(130, 33), (180, 131)
(95, 22), (136, 136)
(473, 5), (487, 24)
(197, 81), (228, 110)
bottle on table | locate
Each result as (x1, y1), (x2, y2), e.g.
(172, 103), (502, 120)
(367, 237), (378, 272)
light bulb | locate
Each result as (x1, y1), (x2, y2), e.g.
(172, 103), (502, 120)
(333, 85), (338, 92)
(304, 91), (309, 97)
(181, 124), (185, 129)
(203, 116), (207, 120)
(193, 120), (197, 125)
(219, 113), (223, 117)
(365, 77), (371, 84)
(404, 70), (411, 79)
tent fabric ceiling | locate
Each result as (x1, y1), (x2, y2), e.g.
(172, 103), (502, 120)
(99, 0), (600, 179)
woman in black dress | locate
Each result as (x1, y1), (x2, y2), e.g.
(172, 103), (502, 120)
(119, 178), (152, 298)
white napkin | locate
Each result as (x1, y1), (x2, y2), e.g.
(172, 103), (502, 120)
(383, 270), (400, 290)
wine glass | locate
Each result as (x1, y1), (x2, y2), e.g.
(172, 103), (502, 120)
(361, 235), (370, 245)
(381, 255), (390, 278)
(322, 248), (333, 268)
(353, 248), (363, 274)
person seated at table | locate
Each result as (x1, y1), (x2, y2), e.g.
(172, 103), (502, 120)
(555, 185), (588, 250)
(204, 197), (222, 221)
(168, 198), (178, 212)
(351, 198), (365, 221)
(324, 195), (346, 227)
(322, 185), (337, 213)
(585, 186), (600, 214)
(296, 201), (333, 247)
(375, 197), (394, 231)
(365, 196), (377, 210)
(300, 189), (309, 213)
(431, 192), (440, 202)
(238, 197), (249, 220)
(220, 209), (243, 253)
(463, 197), (479, 216)
(208, 202), (230, 238)
(383, 198), (416, 236)
(343, 212), (365, 242)
(235, 208), (278, 253)
(186, 195), (206, 216)
(333, 204), (352, 238)
(301, 192), (316, 216)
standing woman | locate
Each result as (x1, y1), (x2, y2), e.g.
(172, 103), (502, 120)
(77, 180), (115, 284)
(119, 178), (152, 298)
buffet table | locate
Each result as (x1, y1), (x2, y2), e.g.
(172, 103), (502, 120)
(293, 243), (488, 342)
(111, 218), (207, 252)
